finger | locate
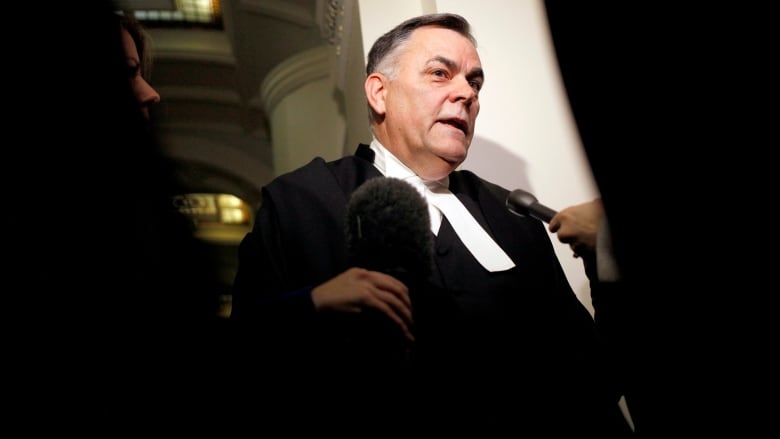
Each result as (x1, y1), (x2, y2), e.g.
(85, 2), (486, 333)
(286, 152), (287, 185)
(376, 303), (415, 341)
(365, 292), (415, 342)
(368, 271), (412, 308)
(375, 289), (413, 325)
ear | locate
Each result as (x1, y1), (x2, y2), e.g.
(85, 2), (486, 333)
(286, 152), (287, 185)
(365, 73), (387, 117)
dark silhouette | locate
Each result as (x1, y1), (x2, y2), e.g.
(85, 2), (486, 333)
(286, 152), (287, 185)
(543, 1), (763, 436)
(7, 1), (227, 432)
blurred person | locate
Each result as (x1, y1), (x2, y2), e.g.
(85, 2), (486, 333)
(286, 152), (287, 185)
(6, 2), (224, 432)
(542, 1), (766, 435)
(549, 198), (620, 282)
(118, 13), (161, 119)
(105, 8), (225, 430)
(550, 199), (638, 427)
(231, 12), (632, 436)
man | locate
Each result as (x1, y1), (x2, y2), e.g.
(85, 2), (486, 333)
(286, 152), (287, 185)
(232, 13), (632, 436)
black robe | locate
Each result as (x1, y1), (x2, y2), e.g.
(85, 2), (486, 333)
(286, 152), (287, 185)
(231, 144), (632, 436)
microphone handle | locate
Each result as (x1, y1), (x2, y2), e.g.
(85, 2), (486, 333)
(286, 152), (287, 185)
(529, 203), (558, 223)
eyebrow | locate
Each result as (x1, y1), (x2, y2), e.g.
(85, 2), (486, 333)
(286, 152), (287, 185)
(428, 55), (484, 82)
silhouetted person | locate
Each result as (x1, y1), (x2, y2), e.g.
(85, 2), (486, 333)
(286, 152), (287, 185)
(544, 2), (764, 436)
(7, 1), (226, 432)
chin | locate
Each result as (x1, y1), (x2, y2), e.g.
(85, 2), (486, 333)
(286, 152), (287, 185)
(442, 148), (468, 166)
(432, 157), (463, 179)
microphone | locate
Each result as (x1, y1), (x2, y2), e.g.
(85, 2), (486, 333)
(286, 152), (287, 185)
(506, 188), (558, 223)
(344, 177), (435, 363)
(345, 176), (434, 282)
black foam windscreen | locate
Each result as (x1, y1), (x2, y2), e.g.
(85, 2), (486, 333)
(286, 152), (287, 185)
(345, 176), (434, 282)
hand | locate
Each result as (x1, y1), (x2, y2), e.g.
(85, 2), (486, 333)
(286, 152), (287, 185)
(311, 267), (415, 342)
(548, 198), (603, 257)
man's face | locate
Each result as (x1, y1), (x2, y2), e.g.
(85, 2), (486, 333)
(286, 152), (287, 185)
(383, 26), (483, 180)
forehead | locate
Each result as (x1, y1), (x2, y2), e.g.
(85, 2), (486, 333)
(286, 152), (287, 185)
(121, 28), (139, 60)
(403, 26), (481, 65)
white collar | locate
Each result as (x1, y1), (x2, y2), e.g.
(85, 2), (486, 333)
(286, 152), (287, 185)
(369, 138), (450, 190)
(367, 138), (514, 272)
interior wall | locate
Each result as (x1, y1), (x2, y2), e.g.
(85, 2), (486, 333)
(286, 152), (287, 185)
(262, 45), (347, 177)
(270, 79), (346, 175)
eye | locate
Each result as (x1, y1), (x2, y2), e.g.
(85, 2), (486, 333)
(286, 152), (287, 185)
(432, 69), (449, 78)
(469, 80), (482, 92)
(126, 63), (141, 80)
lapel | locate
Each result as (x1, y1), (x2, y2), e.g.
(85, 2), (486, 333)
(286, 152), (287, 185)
(431, 171), (503, 285)
(330, 144), (382, 195)
(447, 170), (506, 245)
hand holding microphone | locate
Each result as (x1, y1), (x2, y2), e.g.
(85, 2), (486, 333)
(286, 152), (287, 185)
(507, 189), (603, 260)
(505, 188), (578, 257)
(321, 176), (435, 344)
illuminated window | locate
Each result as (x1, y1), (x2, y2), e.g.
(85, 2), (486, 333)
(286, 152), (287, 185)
(173, 193), (252, 226)
(129, 0), (223, 29)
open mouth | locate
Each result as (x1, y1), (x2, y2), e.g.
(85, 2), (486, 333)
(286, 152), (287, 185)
(440, 118), (468, 135)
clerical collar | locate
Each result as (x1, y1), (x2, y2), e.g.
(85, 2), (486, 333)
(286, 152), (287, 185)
(368, 138), (450, 189)
(367, 138), (515, 272)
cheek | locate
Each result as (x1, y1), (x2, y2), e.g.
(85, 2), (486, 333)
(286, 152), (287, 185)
(390, 92), (423, 122)
(130, 78), (143, 96)
(389, 85), (439, 130)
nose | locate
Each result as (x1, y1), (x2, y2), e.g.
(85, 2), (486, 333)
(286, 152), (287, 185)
(452, 76), (478, 106)
(134, 77), (161, 109)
